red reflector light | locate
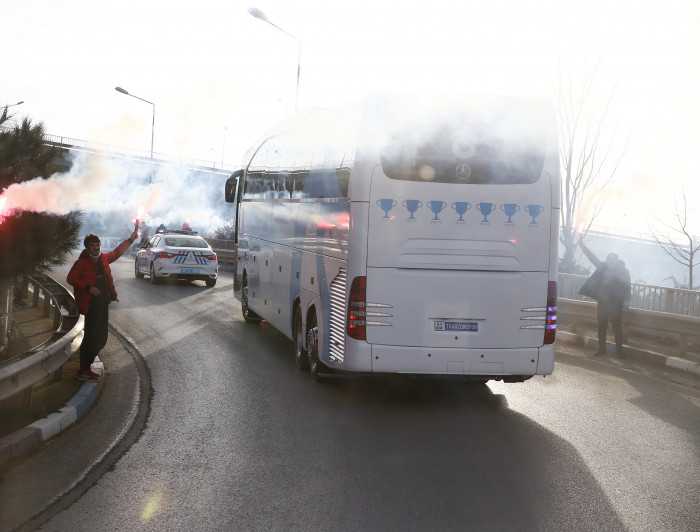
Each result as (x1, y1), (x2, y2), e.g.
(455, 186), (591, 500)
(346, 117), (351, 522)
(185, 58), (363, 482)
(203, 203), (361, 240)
(347, 276), (367, 340)
(544, 281), (557, 345)
(160, 252), (176, 259)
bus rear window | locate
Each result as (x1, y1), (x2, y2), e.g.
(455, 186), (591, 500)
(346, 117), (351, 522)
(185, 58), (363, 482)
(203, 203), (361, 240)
(378, 99), (549, 185)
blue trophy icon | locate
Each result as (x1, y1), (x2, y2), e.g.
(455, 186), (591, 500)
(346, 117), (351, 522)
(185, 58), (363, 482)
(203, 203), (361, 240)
(377, 198), (397, 218)
(402, 199), (423, 220)
(525, 204), (543, 224)
(451, 201), (471, 222)
(427, 200), (447, 221)
(500, 203), (520, 223)
(476, 202), (495, 222)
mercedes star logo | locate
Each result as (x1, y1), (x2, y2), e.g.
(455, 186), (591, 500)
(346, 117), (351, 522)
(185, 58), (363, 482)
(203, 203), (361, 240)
(455, 164), (472, 180)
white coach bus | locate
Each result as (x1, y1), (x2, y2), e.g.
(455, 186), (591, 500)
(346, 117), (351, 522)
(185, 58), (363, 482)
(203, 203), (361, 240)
(225, 93), (560, 383)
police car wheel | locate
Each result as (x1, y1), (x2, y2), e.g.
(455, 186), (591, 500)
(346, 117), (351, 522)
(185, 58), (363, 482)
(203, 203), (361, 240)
(149, 263), (159, 284)
(135, 259), (144, 279)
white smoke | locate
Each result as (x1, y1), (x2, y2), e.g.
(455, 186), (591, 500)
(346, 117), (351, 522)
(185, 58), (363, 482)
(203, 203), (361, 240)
(0, 150), (233, 237)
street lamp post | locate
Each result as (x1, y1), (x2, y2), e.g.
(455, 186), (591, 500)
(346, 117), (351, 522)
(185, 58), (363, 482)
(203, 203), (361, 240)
(115, 87), (155, 158)
(1, 101), (24, 111)
(248, 7), (301, 112)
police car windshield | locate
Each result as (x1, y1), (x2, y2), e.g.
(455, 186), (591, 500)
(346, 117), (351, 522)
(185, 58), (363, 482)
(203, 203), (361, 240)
(165, 237), (208, 248)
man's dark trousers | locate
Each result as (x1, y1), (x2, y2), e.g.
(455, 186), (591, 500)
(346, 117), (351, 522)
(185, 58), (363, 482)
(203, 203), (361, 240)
(597, 298), (623, 353)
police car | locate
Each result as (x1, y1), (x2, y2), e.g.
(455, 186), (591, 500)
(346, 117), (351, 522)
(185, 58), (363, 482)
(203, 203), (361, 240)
(134, 230), (218, 287)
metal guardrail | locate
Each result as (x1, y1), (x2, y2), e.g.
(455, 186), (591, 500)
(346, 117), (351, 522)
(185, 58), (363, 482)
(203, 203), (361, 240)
(0, 276), (84, 403)
(205, 239), (236, 265)
(559, 272), (700, 318)
(558, 298), (699, 356)
(1, 126), (237, 174)
(42, 133), (237, 174)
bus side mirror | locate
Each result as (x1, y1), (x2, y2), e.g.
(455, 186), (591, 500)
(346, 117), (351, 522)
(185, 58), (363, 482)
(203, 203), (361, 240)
(225, 169), (243, 203)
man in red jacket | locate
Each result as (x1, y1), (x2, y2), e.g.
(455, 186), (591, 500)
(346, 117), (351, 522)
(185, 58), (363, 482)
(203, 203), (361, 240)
(68, 230), (137, 381)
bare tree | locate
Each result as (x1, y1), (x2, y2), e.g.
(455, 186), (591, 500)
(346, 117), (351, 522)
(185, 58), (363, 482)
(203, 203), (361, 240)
(649, 188), (699, 290)
(556, 59), (627, 274)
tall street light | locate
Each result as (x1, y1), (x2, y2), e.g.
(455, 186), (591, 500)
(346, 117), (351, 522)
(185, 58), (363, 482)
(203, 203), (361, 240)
(115, 87), (155, 158)
(1, 101), (24, 111)
(248, 7), (301, 112)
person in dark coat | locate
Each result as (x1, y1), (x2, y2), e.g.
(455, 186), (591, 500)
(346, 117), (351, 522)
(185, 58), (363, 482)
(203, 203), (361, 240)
(578, 240), (632, 357)
(67, 230), (137, 381)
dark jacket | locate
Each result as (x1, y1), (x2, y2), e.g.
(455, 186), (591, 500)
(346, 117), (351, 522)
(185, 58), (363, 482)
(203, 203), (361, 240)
(578, 246), (631, 304)
(67, 238), (132, 315)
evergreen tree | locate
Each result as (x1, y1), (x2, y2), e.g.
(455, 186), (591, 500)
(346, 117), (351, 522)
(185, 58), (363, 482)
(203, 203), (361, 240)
(0, 210), (82, 279)
(0, 114), (61, 190)
(0, 111), (82, 348)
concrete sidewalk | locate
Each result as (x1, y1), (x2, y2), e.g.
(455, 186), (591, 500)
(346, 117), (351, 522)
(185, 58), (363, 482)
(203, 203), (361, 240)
(0, 302), (104, 468)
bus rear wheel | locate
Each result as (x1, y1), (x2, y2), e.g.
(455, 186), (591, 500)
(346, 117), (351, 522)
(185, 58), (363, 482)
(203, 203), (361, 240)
(306, 313), (321, 381)
(293, 306), (308, 370)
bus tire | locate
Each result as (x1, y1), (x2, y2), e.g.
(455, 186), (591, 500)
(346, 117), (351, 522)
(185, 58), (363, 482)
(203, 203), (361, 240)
(293, 306), (308, 370)
(306, 313), (321, 381)
(241, 276), (261, 324)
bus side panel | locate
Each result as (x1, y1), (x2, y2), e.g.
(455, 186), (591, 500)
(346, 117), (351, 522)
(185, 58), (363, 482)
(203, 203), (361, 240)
(293, 200), (350, 369)
(241, 200), (298, 334)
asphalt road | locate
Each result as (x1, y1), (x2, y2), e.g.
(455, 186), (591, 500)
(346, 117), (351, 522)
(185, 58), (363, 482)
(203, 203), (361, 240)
(1, 255), (698, 531)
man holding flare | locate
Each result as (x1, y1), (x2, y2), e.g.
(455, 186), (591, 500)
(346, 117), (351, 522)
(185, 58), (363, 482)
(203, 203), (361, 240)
(67, 219), (138, 381)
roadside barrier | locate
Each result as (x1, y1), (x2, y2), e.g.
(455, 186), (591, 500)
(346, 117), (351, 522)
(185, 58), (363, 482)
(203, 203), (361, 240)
(0, 276), (83, 403)
(558, 298), (699, 356)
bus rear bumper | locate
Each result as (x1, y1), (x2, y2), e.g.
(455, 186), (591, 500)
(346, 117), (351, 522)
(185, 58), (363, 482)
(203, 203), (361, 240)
(366, 344), (554, 377)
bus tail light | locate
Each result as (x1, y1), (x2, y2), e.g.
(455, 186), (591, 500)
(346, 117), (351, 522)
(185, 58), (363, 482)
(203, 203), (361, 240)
(347, 276), (367, 340)
(544, 281), (557, 344)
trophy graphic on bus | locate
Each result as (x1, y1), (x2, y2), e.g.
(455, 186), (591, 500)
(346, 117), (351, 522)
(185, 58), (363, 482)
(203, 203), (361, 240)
(377, 198), (397, 219)
(402, 199), (423, 220)
(451, 201), (471, 222)
(476, 202), (495, 223)
(500, 203), (520, 224)
(525, 204), (543, 225)
(427, 200), (447, 221)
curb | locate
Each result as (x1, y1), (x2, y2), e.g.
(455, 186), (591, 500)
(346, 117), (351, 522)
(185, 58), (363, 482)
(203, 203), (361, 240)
(556, 331), (700, 376)
(0, 360), (104, 469)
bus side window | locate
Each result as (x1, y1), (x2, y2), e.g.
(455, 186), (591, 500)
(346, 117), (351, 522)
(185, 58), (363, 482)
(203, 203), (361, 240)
(302, 168), (342, 199)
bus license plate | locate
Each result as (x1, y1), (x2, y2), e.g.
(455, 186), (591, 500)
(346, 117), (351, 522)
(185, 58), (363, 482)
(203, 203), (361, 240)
(434, 321), (478, 332)
(180, 268), (199, 274)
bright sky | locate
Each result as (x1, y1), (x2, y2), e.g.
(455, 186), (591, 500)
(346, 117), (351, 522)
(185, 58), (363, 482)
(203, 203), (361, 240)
(2, 0), (699, 235)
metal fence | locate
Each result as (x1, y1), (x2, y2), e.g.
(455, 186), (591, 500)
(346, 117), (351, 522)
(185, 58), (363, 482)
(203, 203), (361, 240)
(41, 132), (238, 174)
(558, 273), (700, 318)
